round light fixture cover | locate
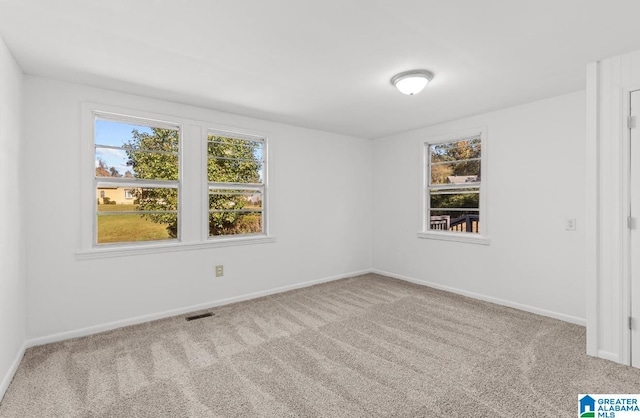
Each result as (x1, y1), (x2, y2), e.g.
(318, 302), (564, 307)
(391, 70), (434, 95)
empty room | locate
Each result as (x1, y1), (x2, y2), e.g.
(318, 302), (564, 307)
(2, 1), (640, 417)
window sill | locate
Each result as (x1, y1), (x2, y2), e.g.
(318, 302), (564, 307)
(417, 231), (491, 245)
(76, 235), (276, 260)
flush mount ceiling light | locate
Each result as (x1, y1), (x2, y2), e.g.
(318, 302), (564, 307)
(390, 69), (434, 95)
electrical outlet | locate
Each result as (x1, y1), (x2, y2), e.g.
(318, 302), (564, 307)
(215, 265), (224, 277)
(565, 218), (576, 231)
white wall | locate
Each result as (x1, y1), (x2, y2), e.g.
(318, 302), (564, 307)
(0, 36), (26, 399)
(23, 76), (372, 341)
(372, 91), (586, 324)
(17, 76), (588, 350)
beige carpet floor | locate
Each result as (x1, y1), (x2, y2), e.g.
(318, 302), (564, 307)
(1, 273), (639, 417)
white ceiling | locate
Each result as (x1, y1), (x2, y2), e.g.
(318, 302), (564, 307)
(1, 0), (640, 139)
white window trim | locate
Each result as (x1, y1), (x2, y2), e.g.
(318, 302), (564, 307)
(76, 235), (275, 259)
(78, 103), (274, 259)
(417, 127), (490, 245)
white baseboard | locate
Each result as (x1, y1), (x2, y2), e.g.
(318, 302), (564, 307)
(597, 350), (622, 364)
(26, 269), (374, 348)
(0, 341), (27, 403)
(371, 268), (586, 326)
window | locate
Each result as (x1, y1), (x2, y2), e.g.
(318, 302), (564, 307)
(207, 131), (265, 238)
(94, 115), (180, 245)
(80, 104), (272, 257)
(419, 128), (489, 244)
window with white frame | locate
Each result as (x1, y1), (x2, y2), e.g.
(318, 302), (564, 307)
(421, 129), (488, 242)
(207, 131), (266, 237)
(81, 105), (272, 256)
(94, 115), (180, 245)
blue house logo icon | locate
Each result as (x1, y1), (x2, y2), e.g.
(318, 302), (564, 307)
(580, 395), (595, 417)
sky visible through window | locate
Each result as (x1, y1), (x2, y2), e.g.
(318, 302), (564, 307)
(95, 120), (264, 180)
(95, 120), (154, 177)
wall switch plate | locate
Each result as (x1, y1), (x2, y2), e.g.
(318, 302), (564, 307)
(565, 218), (576, 231)
(215, 265), (224, 277)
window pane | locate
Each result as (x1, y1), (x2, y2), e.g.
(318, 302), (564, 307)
(95, 119), (179, 152)
(428, 210), (479, 234)
(430, 191), (479, 210)
(426, 134), (483, 236)
(95, 147), (179, 180)
(132, 188), (178, 211)
(207, 135), (263, 183)
(97, 212), (177, 244)
(96, 187), (178, 243)
(207, 136), (262, 159)
(95, 147), (130, 178)
(430, 138), (481, 163)
(122, 150), (178, 180)
(95, 119), (179, 182)
(430, 160), (480, 184)
(209, 212), (263, 237)
(209, 189), (263, 210)
(209, 189), (263, 236)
